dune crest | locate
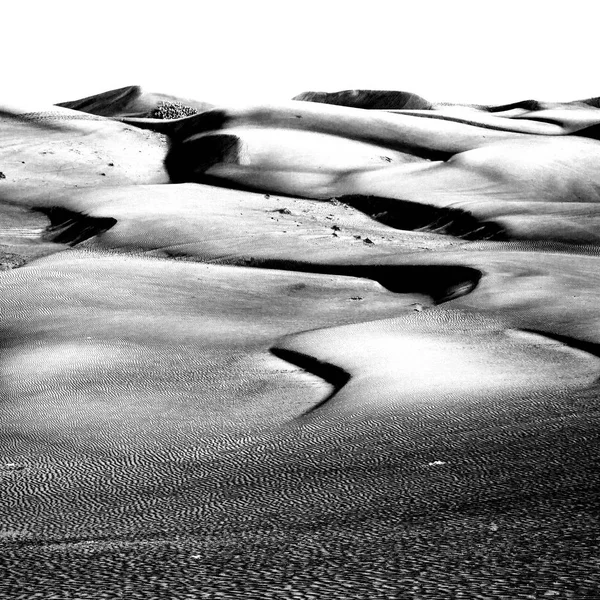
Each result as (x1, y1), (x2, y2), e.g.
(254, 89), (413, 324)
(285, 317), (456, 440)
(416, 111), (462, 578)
(2, 86), (600, 598)
(56, 85), (214, 118)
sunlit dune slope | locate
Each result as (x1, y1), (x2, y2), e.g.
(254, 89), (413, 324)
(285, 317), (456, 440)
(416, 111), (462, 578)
(1, 87), (600, 598)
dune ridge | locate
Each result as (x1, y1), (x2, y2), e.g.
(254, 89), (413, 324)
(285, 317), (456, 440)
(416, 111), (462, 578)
(1, 86), (600, 598)
(56, 85), (214, 118)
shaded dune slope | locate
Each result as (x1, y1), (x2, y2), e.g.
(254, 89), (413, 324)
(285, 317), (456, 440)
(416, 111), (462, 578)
(293, 89), (433, 110)
(154, 101), (600, 245)
(1, 87), (600, 598)
(56, 85), (214, 118)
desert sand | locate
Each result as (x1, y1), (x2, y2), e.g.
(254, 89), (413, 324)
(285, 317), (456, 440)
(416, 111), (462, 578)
(1, 86), (600, 598)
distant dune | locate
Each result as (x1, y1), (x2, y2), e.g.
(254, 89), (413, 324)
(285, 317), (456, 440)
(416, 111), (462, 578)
(1, 86), (600, 599)
(292, 89), (433, 110)
(56, 84), (214, 118)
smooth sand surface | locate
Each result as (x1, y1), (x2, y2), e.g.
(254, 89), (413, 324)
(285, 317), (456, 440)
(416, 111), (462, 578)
(0, 102), (169, 204)
(1, 88), (600, 598)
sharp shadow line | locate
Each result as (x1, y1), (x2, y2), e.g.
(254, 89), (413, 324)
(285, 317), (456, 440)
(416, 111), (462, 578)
(269, 347), (351, 416)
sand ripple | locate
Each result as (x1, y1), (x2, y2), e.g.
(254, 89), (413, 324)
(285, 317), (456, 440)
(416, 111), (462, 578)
(1, 88), (600, 598)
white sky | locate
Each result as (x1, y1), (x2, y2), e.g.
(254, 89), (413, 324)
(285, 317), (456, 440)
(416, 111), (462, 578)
(2, 0), (598, 107)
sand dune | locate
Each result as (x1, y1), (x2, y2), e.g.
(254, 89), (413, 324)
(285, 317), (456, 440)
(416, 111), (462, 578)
(0, 102), (169, 203)
(275, 312), (600, 412)
(1, 87), (600, 598)
(156, 99), (600, 244)
(293, 89), (433, 110)
(15, 182), (456, 261)
(56, 85), (214, 118)
(388, 104), (600, 135)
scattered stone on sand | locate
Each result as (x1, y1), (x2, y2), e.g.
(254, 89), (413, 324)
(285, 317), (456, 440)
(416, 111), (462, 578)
(363, 237), (374, 245)
(0, 172), (5, 179)
(0, 252), (26, 270)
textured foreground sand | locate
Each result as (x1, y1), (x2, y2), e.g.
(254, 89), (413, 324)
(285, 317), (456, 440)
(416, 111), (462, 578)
(1, 88), (600, 598)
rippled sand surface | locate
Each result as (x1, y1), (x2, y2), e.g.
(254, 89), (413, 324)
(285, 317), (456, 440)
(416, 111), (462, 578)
(1, 88), (600, 599)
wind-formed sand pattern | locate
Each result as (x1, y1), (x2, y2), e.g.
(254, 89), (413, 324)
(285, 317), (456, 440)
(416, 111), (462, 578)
(1, 85), (600, 598)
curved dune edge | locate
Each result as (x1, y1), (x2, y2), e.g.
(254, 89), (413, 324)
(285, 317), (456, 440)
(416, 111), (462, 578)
(270, 347), (350, 415)
(2, 88), (600, 597)
(56, 85), (214, 118)
(14, 184), (479, 302)
(137, 99), (600, 245)
(77, 94), (600, 245)
(272, 313), (600, 414)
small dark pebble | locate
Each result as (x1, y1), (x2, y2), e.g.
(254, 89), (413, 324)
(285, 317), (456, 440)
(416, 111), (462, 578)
(354, 235), (362, 239)
(275, 208), (292, 215)
(364, 238), (374, 245)
(0, 172), (5, 179)
(331, 225), (341, 231)
(100, 173), (106, 176)
(350, 296), (363, 301)
(108, 162), (114, 167)
(332, 232), (338, 237)
(264, 194), (270, 199)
